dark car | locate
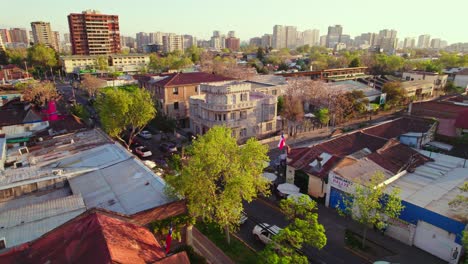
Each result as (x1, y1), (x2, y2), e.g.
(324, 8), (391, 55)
(160, 142), (177, 153)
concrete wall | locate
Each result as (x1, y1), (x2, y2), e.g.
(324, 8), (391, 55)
(454, 75), (468, 89)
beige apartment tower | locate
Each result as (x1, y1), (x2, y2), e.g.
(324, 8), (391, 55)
(31, 22), (58, 50)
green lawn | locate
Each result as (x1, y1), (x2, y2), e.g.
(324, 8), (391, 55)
(196, 222), (261, 264)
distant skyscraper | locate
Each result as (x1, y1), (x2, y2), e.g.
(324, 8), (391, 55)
(326, 25), (343, 48)
(272, 25), (286, 49)
(68, 10), (120, 55)
(183, 35), (197, 48)
(213, 30), (221, 38)
(377, 29), (397, 52)
(403, 37), (416, 49)
(163, 34), (184, 52)
(225, 37), (240, 51)
(31, 21), (58, 50)
(430, 38), (443, 49)
(261, 34), (272, 48)
(63, 33), (70, 43)
(0, 29), (11, 43)
(302, 29), (319, 46)
(319, 35), (327, 47)
(285, 26), (297, 49)
(228, 31), (236, 38)
(357, 33), (377, 46)
(0, 35), (5, 52)
(9, 28), (29, 44)
(136, 32), (150, 51)
(417, 34), (431, 49)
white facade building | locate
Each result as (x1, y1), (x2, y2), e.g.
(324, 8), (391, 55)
(189, 81), (277, 140)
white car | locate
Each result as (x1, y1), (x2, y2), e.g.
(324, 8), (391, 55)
(135, 146), (152, 158)
(252, 223), (282, 244)
(138, 130), (152, 139)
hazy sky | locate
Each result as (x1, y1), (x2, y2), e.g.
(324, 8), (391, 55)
(2, 0), (467, 44)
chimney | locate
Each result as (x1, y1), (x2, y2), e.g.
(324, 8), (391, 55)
(316, 156), (323, 170)
(408, 102), (413, 115)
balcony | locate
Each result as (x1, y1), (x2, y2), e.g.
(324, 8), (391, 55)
(191, 115), (244, 128)
(200, 101), (256, 112)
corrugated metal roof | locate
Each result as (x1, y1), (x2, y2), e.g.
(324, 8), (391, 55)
(0, 195), (86, 248)
(386, 150), (468, 221)
(69, 158), (174, 215)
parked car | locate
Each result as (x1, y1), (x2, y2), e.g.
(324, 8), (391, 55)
(154, 157), (169, 168)
(134, 146), (152, 158)
(138, 130), (152, 139)
(252, 223), (282, 244)
(160, 142), (177, 153)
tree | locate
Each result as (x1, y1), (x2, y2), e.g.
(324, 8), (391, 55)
(445, 81), (465, 94)
(5, 48), (27, 66)
(349, 57), (361, 68)
(315, 108), (330, 126)
(70, 103), (90, 120)
(96, 86), (156, 149)
(185, 46), (204, 63)
(257, 47), (265, 61)
(165, 126), (270, 244)
(277, 96), (284, 114)
(382, 81), (407, 108)
(95, 55), (109, 76)
(22, 81), (59, 106)
(80, 74), (106, 97)
(338, 172), (404, 248)
(448, 181), (468, 222)
(260, 196), (327, 263)
(27, 44), (57, 78)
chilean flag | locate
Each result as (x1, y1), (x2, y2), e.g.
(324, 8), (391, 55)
(165, 226), (173, 254)
(278, 133), (285, 150)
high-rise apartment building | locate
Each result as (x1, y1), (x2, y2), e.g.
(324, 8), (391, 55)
(136, 32), (150, 51)
(225, 37), (240, 51)
(0, 36), (5, 52)
(272, 25), (286, 49)
(31, 21), (58, 50)
(377, 29), (397, 52)
(249, 37), (262, 47)
(228, 31), (236, 38)
(403, 37), (416, 49)
(183, 35), (197, 48)
(357, 32), (377, 46)
(417, 34), (431, 49)
(162, 34), (184, 52)
(9, 28), (29, 44)
(285, 26), (297, 49)
(261, 34), (272, 48)
(430, 38), (442, 49)
(326, 25), (343, 49)
(302, 29), (319, 46)
(68, 10), (120, 55)
(0, 29), (11, 43)
(319, 35), (327, 47)
(149, 32), (166, 45)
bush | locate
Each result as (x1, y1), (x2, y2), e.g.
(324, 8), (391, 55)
(70, 103), (90, 120)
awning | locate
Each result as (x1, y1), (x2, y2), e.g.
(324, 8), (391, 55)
(6, 137), (30, 143)
(277, 183), (300, 195)
(262, 172), (277, 182)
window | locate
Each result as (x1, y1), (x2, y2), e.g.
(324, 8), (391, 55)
(195, 86), (198, 92)
(266, 123), (273, 131)
(272, 90), (277, 96)
(240, 128), (247, 137)
(230, 112), (236, 120)
(174, 102), (179, 110)
(173, 87), (179, 95)
(240, 111), (247, 119)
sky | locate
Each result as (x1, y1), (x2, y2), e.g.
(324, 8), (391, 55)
(2, 0), (467, 44)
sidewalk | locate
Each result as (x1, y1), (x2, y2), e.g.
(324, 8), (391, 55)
(191, 227), (235, 264)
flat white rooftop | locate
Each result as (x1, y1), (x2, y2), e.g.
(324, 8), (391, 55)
(386, 150), (468, 221)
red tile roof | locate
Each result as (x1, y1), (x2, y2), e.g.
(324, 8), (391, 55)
(362, 116), (436, 140)
(411, 101), (467, 119)
(367, 140), (432, 174)
(288, 132), (388, 178)
(147, 72), (235, 87)
(0, 211), (189, 264)
(455, 109), (468, 129)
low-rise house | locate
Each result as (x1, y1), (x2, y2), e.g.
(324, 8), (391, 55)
(326, 150), (466, 263)
(410, 101), (468, 137)
(327, 80), (382, 102)
(453, 68), (468, 89)
(60, 54), (150, 75)
(189, 81), (277, 140)
(0, 65), (31, 81)
(0, 128), (185, 249)
(135, 72), (234, 127)
(245, 75), (288, 96)
(401, 80), (434, 99)
(402, 71), (448, 94)
(0, 210), (190, 263)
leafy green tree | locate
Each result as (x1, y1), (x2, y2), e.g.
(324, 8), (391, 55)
(296, 45), (310, 54)
(5, 48), (27, 66)
(349, 57), (361, 68)
(185, 46), (204, 63)
(445, 81), (465, 94)
(261, 196), (327, 263)
(95, 55), (109, 76)
(80, 74), (106, 97)
(70, 103), (90, 120)
(27, 44), (57, 77)
(277, 96), (284, 114)
(257, 47), (265, 61)
(315, 108), (330, 126)
(338, 172), (404, 248)
(95, 86), (156, 149)
(382, 81), (407, 108)
(165, 126), (270, 244)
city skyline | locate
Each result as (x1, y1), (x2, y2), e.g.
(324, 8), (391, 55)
(1, 0), (467, 44)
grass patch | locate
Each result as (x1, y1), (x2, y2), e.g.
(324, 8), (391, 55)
(196, 222), (261, 264)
